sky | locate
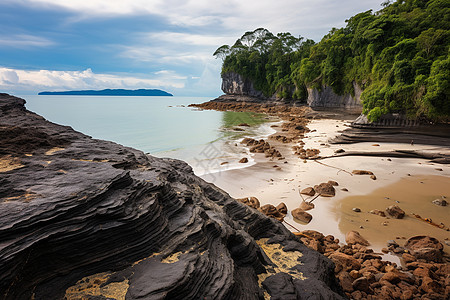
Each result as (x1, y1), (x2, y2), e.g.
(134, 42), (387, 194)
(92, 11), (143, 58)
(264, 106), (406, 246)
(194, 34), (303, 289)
(0, 0), (383, 97)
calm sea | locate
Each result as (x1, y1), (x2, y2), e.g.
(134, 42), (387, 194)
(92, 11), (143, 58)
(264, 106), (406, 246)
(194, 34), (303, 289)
(23, 95), (275, 175)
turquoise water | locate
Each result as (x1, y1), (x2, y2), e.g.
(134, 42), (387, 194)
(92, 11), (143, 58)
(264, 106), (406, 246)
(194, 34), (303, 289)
(22, 95), (275, 175)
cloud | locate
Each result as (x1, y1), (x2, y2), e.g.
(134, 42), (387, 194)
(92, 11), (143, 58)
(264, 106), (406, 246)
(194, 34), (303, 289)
(15, 0), (383, 40)
(0, 34), (54, 48)
(0, 67), (186, 92)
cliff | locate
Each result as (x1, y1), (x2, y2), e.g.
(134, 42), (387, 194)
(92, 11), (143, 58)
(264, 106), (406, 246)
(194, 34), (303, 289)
(221, 72), (362, 111)
(221, 72), (265, 99)
(0, 93), (344, 299)
(307, 83), (362, 111)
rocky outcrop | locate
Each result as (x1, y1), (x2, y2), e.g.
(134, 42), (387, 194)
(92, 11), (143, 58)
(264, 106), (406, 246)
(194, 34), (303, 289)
(221, 72), (265, 98)
(0, 94), (344, 299)
(307, 82), (362, 110)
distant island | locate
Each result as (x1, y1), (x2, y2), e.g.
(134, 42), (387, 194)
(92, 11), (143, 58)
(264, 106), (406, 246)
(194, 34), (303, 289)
(38, 89), (173, 96)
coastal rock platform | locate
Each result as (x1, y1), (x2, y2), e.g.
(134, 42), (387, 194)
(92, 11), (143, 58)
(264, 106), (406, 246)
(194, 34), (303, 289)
(0, 93), (344, 299)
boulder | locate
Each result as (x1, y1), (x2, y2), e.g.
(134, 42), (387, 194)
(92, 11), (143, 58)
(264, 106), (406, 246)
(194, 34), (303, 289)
(405, 236), (443, 251)
(345, 231), (370, 246)
(291, 208), (312, 224)
(328, 180), (339, 186)
(236, 196), (260, 209)
(300, 187), (315, 196)
(352, 277), (371, 293)
(329, 252), (361, 272)
(386, 205), (405, 219)
(258, 204), (285, 222)
(314, 182), (336, 197)
(276, 202), (287, 214)
(239, 157), (248, 163)
(299, 201), (315, 211)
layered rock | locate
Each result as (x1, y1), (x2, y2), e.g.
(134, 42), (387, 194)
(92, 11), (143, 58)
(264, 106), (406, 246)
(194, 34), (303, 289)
(306, 83), (362, 110)
(0, 94), (344, 299)
(221, 72), (265, 98)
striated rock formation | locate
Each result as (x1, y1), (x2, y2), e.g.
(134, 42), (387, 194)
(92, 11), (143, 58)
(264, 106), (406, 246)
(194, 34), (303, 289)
(0, 94), (344, 300)
(306, 83), (362, 111)
(221, 72), (265, 98)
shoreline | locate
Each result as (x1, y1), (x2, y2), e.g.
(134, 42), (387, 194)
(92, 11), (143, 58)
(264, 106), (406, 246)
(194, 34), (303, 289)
(197, 100), (450, 259)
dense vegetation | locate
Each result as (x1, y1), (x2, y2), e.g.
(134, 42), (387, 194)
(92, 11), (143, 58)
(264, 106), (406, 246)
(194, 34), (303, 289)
(214, 0), (449, 121)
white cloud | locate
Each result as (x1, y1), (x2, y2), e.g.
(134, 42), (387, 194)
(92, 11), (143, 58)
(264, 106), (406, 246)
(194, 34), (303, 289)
(0, 34), (54, 48)
(0, 67), (186, 92)
(15, 0), (382, 40)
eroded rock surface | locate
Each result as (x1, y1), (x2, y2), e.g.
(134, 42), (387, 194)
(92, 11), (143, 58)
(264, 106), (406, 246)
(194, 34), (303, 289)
(0, 94), (344, 300)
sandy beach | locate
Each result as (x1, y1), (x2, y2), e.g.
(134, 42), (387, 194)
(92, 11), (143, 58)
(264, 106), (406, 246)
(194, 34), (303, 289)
(201, 117), (450, 260)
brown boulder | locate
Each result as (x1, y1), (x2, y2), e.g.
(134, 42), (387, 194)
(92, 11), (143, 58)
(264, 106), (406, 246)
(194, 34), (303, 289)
(299, 201), (315, 211)
(291, 208), (312, 224)
(275, 202), (287, 214)
(239, 157), (248, 163)
(345, 231), (370, 246)
(328, 180), (339, 186)
(386, 205), (405, 219)
(314, 182), (336, 197)
(258, 204), (285, 222)
(338, 271), (354, 292)
(412, 248), (443, 262)
(329, 252), (361, 272)
(300, 187), (315, 196)
(404, 236), (443, 251)
(301, 230), (324, 240)
(236, 196), (260, 209)
(352, 277), (372, 293)
(420, 276), (443, 294)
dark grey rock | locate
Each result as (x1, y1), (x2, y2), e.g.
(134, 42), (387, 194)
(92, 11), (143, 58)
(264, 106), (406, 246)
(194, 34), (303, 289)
(0, 94), (345, 300)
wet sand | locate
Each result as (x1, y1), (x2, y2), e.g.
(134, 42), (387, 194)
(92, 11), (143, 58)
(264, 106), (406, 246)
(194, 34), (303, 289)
(201, 118), (450, 258)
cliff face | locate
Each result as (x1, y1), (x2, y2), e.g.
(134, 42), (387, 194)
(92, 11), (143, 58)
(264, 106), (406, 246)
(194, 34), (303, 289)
(307, 83), (362, 110)
(221, 72), (362, 110)
(221, 72), (265, 98)
(0, 94), (344, 300)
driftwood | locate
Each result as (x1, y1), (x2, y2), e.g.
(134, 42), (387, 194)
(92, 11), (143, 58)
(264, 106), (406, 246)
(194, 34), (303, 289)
(317, 149), (450, 164)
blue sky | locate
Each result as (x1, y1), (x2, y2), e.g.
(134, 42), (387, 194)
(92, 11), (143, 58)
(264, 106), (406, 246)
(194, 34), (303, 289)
(0, 0), (383, 96)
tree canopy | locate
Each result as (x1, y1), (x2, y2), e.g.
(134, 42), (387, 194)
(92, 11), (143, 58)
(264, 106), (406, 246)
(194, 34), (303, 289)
(214, 0), (449, 122)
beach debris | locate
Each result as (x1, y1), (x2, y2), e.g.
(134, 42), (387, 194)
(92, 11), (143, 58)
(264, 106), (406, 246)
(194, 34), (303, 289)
(300, 187), (315, 196)
(435, 168), (443, 171)
(386, 205), (405, 219)
(352, 170), (374, 175)
(372, 144), (380, 147)
(220, 161), (228, 165)
(258, 204), (285, 222)
(299, 201), (315, 211)
(341, 188), (349, 192)
(238, 123), (250, 127)
(236, 196), (260, 209)
(345, 231), (370, 246)
(276, 202), (287, 214)
(369, 209), (386, 217)
(432, 198), (447, 206)
(352, 208), (361, 212)
(291, 208), (312, 224)
(334, 149), (345, 154)
(314, 182), (336, 197)
(370, 175), (377, 180)
(233, 127), (245, 131)
(239, 157), (248, 163)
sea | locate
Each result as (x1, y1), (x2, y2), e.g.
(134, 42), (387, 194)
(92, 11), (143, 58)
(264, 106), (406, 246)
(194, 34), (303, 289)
(22, 95), (276, 176)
